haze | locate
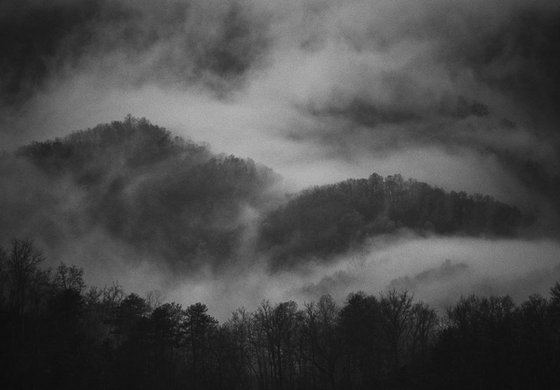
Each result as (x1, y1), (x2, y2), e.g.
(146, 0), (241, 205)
(1, 0), (559, 318)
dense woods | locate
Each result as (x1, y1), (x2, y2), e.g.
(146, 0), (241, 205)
(1, 117), (526, 273)
(260, 173), (523, 268)
(1, 239), (559, 390)
(1, 116), (279, 271)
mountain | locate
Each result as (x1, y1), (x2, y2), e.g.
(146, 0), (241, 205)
(1, 116), (279, 271)
(0, 117), (526, 272)
(259, 173), (524, 269)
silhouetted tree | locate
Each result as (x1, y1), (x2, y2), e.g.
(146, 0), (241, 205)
(302, 294), (341, 390)
(6, 239), (44, 317)
(2, 237), (560, 390)
(183, 302), (218, 390)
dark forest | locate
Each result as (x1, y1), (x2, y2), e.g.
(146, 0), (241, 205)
(1, 238), (560, 389)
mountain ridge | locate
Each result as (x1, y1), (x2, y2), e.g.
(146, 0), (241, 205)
(1, 117), (526, 272)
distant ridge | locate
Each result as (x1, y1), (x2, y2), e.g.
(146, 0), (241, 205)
(2, 116), (279, 271)
(260, 173), (524, 268)
(1, 117), (527, 272)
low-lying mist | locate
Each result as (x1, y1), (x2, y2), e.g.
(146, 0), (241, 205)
(78, 234), (559, 320)
(1, 118), (558, 320)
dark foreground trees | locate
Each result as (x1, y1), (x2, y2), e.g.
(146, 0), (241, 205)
(1, 240), (559, 390)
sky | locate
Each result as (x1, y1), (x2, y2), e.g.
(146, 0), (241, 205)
(1, 0), (559, 318)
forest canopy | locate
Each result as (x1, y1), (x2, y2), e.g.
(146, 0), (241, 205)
(1, 116), (280, 272)
(260, 173), (524, 268)
(0, 117), (527, 273)
(1, 239), (559, 390)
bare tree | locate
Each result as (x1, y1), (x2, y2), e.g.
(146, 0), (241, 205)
(54, 262), (85, 292)
(380, 289), (413, 369)
(6, 239), (44, 316)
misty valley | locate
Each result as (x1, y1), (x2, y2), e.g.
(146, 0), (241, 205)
(1, 118), (560, 389)
(2, 117), (526, 273)
(2, 0), (560, 388)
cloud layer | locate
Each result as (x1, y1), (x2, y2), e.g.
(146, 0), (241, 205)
(168, 235), (560, 319)
(1, 0), (559, 197)
(1, 0), (559, 317)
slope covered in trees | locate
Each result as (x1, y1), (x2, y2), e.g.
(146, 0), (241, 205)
(259, 174), (524, 268)
(0, 117), (527, 273)
(1, 116), (279, 271)
(1, 239), (559, 390)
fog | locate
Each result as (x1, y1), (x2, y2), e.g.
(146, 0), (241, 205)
(1, 0), (559, 317)
(2, 0), (559, 192)
(142, 235), (560, 320)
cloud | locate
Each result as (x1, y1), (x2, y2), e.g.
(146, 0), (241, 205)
(1, 0), (560, 318)
(1, 0), (559, 207)
(388, 259), (470, 292)
(293, 235), (560, 314)
(157, 234), (560, 320)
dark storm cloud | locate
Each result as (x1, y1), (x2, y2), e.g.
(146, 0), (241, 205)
(437, 3), (560, 129)
(1, 0), (558, 197)
(0, 0), (268, 107)
(293, 1), (560, 149)
(0, 0), (125, 105)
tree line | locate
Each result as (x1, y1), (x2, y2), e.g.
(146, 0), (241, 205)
(1, 239), (558, 390)
(260, 173), (525, 268)
(3, 117), (529, 274)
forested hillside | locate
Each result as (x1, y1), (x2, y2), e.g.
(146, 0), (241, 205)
(1, 239), (559, 390)
(260, 174), (524, 268)
(0, 117), (528, 272)
(2, 0), (560, 388)
(1, 116), (279, 271)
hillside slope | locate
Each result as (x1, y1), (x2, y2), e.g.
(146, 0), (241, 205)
(259, 174), (524, 268)
(0, 117), (526, 272)
(1, 116), (279, 270)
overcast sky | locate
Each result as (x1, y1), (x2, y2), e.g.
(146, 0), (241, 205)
(2, 0), (559, 317)
(2, 0), (559, 198)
